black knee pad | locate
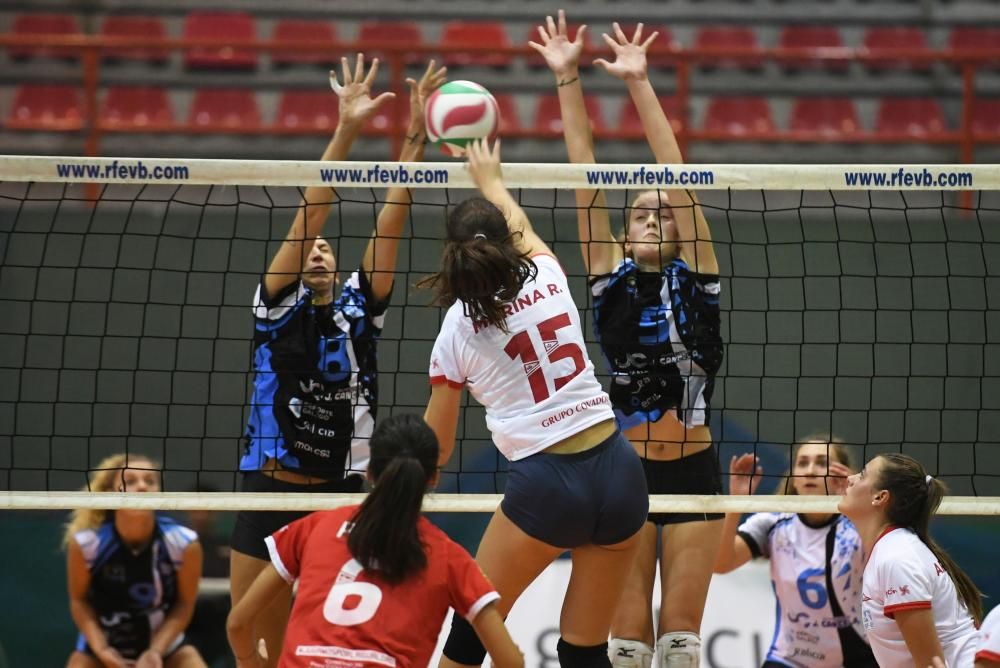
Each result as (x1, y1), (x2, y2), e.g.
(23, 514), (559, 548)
(557, 638), (611, 668)
(443, 614), (487, 665)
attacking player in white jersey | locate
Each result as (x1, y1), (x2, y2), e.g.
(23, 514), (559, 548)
(421, 138), (649, 668)
(977, 606), (1000, 667)
(715, 438), (876, 668)
(839, 453), (983, 667)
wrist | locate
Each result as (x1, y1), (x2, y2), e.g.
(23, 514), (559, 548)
(553, 67), (580, 82)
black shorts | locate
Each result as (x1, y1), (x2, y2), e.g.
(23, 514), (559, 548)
(500, 430), (649, 549)
(230, 471), (364, 560)
(643, 446), (723, 526)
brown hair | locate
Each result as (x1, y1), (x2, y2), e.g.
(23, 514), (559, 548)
(778, 434), (855, 496)
(874, 453), (983, 624)
(418, 197), (536, 333)
(62, 453), (159, 547)
(347, 414), (438, 584)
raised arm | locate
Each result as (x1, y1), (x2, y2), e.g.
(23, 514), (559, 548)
(362, 61), (447, 301)
(264, 54), (396, 299)
(597, 23), (718, 275)
(530, 10), (619, 275)
(466, 138), (549, 258)
(714, 454), (762, 574)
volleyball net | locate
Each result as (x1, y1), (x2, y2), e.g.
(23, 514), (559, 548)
(2, 156), (999, 514)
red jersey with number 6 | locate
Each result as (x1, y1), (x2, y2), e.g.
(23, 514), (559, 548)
(265, 506), (499, 668)
(429, 253), (614, 460)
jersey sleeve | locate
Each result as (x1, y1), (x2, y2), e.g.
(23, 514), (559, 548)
(252, 279), (308, 331)
(446, 540), (500, 621)
(264, 513), (317, 584)
(879, 554), (934, 619)
(737, 513), (780, 559)
(429, 317), (466, 388)
(977, 606), (1000, 663)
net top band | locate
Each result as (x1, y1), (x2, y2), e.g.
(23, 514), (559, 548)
(2, 155), (997, 190)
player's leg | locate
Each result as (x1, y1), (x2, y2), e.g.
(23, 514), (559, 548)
(165, 645), (208, 668)
(559, 533), (642, 666)
(439, 507), (564, 668)
(607, 522), (658, 667)
(656, 517), (724, 668)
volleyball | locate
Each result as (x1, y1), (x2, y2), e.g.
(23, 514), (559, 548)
(425, 80), (500, 157)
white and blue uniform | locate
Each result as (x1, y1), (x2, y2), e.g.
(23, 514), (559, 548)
(738, 512), (875, 667)
(72, 515), (198, 660)
(591, 257), (723, 429)
(242, 269), (389, 478)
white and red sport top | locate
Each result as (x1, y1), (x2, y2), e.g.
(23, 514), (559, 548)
(861, 526), (977, 667)
(429, 254), (614, 461)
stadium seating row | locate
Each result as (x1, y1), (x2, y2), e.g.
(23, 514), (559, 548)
(7, 12), (1000, 70)
(8, 84), (999, 136)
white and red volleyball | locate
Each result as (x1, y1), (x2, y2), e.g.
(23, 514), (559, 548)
(425, 80), (500, 157)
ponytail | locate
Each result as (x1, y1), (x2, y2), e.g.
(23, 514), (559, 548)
(417, 197), (537, 333)
(347, 414), (439, 585)
(347, 456), (428, 584)
(877, 453), (984, 623)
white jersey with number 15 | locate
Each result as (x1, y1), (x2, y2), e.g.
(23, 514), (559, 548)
(429, 253), (614, 461)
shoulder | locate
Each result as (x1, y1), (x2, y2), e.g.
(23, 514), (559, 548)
(590, 258), (635, 293)
(156, 515), (199, 563)
(74, 522), (119, 567)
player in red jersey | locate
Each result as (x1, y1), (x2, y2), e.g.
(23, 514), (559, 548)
(226, 414), (523, 668)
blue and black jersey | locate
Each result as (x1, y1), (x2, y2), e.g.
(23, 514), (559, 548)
(72, 515), (198, 660)
(242, 268), (390, 478)
(591, 257), (723, 429)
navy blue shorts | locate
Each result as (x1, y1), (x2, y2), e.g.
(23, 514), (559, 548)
(500, 430), (649, 549)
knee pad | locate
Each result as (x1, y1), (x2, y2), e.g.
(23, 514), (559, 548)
(609, 638), (654, 668)
(557, 638), (611, 668)
(655, 632), (700, 668)
(442, 614), (487, 666)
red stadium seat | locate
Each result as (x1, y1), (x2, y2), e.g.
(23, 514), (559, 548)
(972, 99), (1000, 135)
(948, 28), (1000, 67)
(183, 12), (257, 70)
(862, 27), (929, 71)
(440, 21), (512, 67)
(187, 89), (260, 130)
(703, 96), (774, 135)
(357, 21), (423, 64)
(101, 16), (169, 63)
(533, 95), (606, 135)
(274, 90), (338, 132)
(619, 96), (684, 135)
(9, 14), (80, 60)
(693, 26), (760, 68)
(875, 97), (947, 137)
(526, 22), (592, 68)
(272, 19), (336, 67)
(6, 85), (83, 130)
(493, 94), (521, 133)
(100, 86), (173, 129)
(789, 97), (859, 136)
(778, 25), (846, 71)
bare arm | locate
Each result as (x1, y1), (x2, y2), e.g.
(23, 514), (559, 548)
(137, 541), (204, 667)
(425, 383), (463, 468)
(67, 540), (130, 667)
(227, 565), (291, 668)
(714, 454), (763, 573)
(598, 24), (718, 275)
(895, 607), (946, 667)
(264, 54), (396, 299)
(530, 10), (619, 275)
(472, 603), (524, 668)
(465, 138), (548, 257)
(362, 61), (447, 301)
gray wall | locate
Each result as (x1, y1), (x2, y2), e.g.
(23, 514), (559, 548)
(2, 183), (998, 495)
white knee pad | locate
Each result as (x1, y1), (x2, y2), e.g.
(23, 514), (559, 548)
(608, 638), (654, 668)
(655, 632), (700, 668)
